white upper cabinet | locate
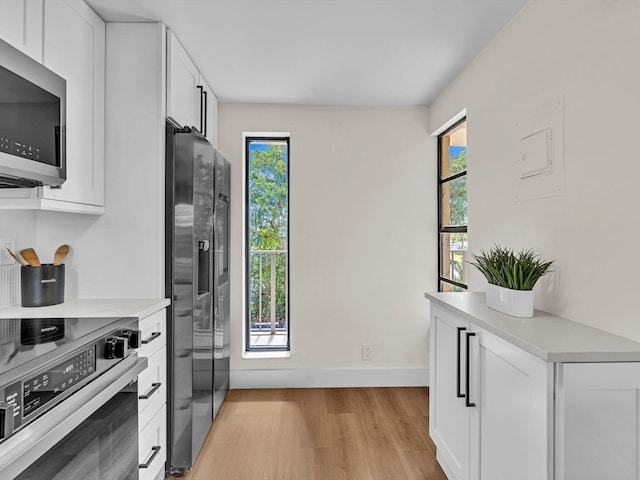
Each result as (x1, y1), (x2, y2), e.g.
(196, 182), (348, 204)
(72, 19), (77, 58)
(167, 30), (218, 146)
(40, 0), (105, 212)
(167, 30), (199, 130)
(0, 0), (43, 61)
(199, 75), (218, 147)
(0, 0), (105, 214)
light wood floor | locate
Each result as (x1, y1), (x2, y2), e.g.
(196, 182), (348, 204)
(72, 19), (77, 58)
(181, 387), (447, 480)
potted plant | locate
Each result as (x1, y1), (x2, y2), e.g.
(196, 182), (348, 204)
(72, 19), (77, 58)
(468, 245), (554, 318)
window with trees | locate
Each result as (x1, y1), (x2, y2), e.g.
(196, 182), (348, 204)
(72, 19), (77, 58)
(438, 119), (468, 292)
(245, 137), (290, 351)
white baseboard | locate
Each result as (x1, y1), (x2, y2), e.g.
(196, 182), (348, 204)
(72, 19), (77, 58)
(230, 367), (429, 389)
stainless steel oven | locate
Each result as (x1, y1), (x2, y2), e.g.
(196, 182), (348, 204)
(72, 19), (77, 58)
(0, 317), (147, 479)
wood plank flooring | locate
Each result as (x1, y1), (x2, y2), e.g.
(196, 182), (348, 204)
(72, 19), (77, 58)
(181, 387), (447, 480)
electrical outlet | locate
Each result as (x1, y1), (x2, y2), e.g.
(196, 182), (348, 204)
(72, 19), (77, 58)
(362, 344), (373, 361)
(0, 238), (15, 265)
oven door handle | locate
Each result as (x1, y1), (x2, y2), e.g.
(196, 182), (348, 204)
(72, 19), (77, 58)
(0, 355), (148, 479)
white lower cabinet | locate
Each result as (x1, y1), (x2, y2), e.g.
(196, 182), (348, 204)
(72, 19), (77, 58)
(471, 327), (550, 480)
(138, 345), (167, 432)
(431, 305), (551, 480)
(139, 404), (167, 480)
(429, 310), (471, 480)
(557, 362), (640, 480)
(430, 298), (640, 480)
(137, 308), (167, 480)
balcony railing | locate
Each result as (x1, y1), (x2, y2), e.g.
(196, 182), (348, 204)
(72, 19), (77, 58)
(249, 250), (288, 341)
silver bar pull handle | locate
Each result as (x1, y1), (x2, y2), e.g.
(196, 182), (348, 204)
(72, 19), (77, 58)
(138, 382), (161, 400)
(141, 332), (161, 344)
(139, 446), (161, 469)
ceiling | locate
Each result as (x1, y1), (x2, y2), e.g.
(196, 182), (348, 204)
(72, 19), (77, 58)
(84, 0), (527, 106)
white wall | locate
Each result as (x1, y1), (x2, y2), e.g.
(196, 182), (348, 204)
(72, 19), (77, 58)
(0, 23), (166, 307)
(33, 23), (166, 300)
(430, 0), (640, 339)
(218, 104), (437, 385)
(0, 211), (36, 307)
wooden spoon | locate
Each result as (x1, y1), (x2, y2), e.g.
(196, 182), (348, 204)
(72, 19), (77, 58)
(6, 248), (26, 266)
(20, 248), (41, 267)
(53, 244), (70, 266)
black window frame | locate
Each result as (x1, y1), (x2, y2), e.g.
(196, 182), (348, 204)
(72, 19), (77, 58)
(244, 136), (291, 352)
(437, 118), (468, 292)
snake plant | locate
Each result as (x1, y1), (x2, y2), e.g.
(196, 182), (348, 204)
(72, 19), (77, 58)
(468, 245), (553, 291)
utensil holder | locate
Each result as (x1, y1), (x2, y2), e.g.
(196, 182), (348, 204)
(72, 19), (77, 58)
(20, 264), (65, 307)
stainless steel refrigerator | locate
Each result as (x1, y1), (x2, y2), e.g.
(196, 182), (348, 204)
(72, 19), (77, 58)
(165, 120), (230, 477)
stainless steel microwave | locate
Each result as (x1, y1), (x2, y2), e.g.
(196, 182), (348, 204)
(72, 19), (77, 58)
(0, 38), (66, 188)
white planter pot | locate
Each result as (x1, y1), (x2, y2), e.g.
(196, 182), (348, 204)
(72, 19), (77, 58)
(485, 283), (534, 318)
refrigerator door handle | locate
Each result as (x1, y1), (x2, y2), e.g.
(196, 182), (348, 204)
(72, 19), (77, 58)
(197, 239), (211, 295)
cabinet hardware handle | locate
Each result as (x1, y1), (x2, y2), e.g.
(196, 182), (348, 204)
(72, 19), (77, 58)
(456, 327), (466, 398)
(465, 332), (476, 408)
(139, 445), (161, 468)
(197, 85), (204, 134)
(138, 382), (161, 400)
(203, 90), (208, 137)
(142, 331), (161, 344)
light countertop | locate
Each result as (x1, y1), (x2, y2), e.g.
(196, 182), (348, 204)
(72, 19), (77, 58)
(0, 298), (170, 320)
(425, 292), (640, 363)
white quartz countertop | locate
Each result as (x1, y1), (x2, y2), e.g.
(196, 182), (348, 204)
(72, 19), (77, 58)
(425, 292), (640, 362)
(0, 298), (170, 320)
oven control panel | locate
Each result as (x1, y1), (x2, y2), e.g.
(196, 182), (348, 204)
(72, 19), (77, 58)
(2, 346), (97, 433)
(23, 346), (96, 417)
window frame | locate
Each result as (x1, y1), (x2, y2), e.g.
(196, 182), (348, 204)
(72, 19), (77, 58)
(437, 118), (468, 292)
(244, 135), (291, 352)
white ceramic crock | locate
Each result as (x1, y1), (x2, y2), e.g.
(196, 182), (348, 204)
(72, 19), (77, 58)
(485, 283), (534, 318)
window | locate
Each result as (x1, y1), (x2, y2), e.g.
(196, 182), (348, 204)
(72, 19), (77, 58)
(438, 119), (468, 292)
(245, 136), (290, 351)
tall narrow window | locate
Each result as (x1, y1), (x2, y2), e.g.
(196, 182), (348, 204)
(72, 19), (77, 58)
(245, 137), (290, 351)
(438, 119), (468, 292)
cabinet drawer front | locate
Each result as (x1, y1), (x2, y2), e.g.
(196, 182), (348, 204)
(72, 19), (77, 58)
(139, 309), (167, 358)
(139, 404), (167, 480)
(138, 345), (167, 430)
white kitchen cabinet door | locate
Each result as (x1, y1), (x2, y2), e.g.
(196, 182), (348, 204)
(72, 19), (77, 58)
(430, 306), (471, 480)
(470, 327), (551, 480)
(167, 30), (199, 129)
(0, 0), (43, 61)
(557, 362), (640, 480)
(41, 0), (105, 212)
(139, 404), (167, 480)
(198, 75), (218, 146)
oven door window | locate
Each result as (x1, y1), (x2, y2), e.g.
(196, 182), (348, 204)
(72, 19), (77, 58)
(16, 381), (138, 480)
